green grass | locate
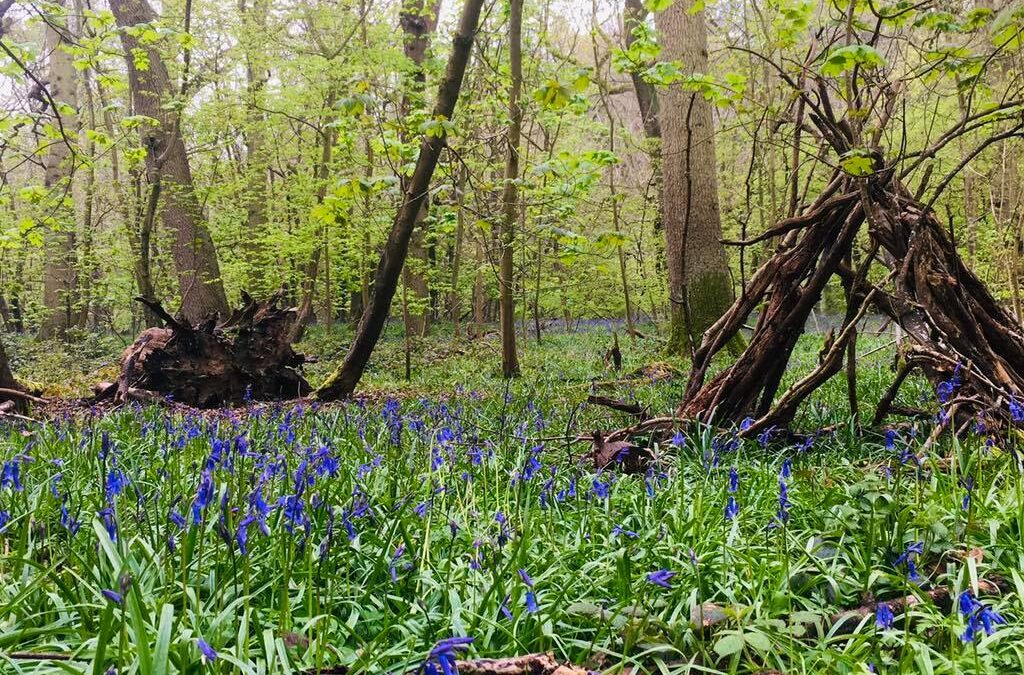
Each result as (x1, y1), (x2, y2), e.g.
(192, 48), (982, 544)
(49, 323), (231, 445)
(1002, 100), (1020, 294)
(0, 326), (1020, 674)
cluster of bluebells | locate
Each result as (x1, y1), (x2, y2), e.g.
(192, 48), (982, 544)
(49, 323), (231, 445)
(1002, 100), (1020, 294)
(959, 590), (1005, 643)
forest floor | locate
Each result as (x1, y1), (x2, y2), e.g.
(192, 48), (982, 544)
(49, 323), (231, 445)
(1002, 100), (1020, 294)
(0, 324), (1020, 674)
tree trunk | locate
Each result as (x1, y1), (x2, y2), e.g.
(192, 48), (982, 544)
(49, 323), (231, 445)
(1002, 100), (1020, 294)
(317, 0), (485, 400)
(400, 0), (443, 336)
(239, 0), (271, 293)
(623, 0), (660, 138)
(38, 0), (80, 340)
(110, 0), (230, 323)
(498, 0), (523, 378)
(0, 335), (15, 391)
(656, 2), (732, 356)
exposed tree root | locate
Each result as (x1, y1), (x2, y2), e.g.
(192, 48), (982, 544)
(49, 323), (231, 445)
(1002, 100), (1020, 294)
(99, 293), (310, 408)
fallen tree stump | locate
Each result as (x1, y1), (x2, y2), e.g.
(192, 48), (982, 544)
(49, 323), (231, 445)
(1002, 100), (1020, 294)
(99, 293), (310, 408)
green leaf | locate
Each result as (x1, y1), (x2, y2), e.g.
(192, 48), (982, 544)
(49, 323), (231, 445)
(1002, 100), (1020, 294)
(714, 632), (745, 657)
(153, 604), (175, 675)
(820, 44), (887, 77)
(645, 0), (675, 10)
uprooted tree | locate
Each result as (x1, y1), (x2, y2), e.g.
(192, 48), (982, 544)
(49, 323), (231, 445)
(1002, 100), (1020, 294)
(99, 294), (310, 408)
(607, 23), (1024, 442)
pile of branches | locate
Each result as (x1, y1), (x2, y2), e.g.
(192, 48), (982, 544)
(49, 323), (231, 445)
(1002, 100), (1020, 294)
(97, 293), (310, 408)
(607, 75), (1024, 443)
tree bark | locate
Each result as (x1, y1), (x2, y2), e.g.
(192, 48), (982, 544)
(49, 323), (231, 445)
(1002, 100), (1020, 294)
(656, 2), (732, 356)
(623, 0), (660, 138)
(499, 0), (523, 378)
(317, 0), (485, 400)
(38, 0), (80, 340)
(110, 0), (230, 323)
(400, 0), (443, 336)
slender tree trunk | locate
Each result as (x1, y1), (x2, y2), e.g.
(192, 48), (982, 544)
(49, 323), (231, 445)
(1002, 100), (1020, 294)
(38, 0), (80, 340)
(110, 0), (230, 323)
(498, 0), (523, 378)
(239, 0), (271, 292)
(656, 2), (732, 356)
(400, 0), (443, 336)
(317, 0), (485, 400)
(450, 166), (467, 340)
(473, 235), (485, 338)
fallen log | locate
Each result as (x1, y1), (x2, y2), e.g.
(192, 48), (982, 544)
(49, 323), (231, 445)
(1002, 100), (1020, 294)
(100, 293), (310, 408)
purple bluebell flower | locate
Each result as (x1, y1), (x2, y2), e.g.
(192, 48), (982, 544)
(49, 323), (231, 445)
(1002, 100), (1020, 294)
(424, 636), (473, 675)
(646, 569), (675, 589)
(670, 430), (686, 447)
(101, 589), (123, 605)
(728, 467), (739, 493)
(1, 461), (22, 492)
(875, 603), (894, 629)
(524, 590), (538, 614)
(725, 496), (739, 520)
(893, 541), (924, 566)
(197, 638), (218, 662)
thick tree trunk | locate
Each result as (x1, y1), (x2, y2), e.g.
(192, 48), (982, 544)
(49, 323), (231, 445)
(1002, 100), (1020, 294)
(110, 0), (230, 323)
(317, 0), (485, 400)
(38, 0), (80, 340)
(499, 0), (523, 378)
(0, 335), (15, 392)
(655, 3), (732, 356)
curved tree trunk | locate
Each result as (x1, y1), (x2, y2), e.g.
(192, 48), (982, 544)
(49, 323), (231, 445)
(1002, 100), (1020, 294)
(317, 0), (485, 400)
(656, 3), (732, 356)
(109, 0), (230, 323)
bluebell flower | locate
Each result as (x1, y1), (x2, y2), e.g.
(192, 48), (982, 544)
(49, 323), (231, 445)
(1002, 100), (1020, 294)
(1009, 399), (1024, 423)
(281, 495), (307, 533)
(1, 461), (22, 492)
(740, 417), (754, 432)
(101, 589), (123, 605)
(525, 590), (539, 614)
(780, 458), (792, 479)
(959, 590), (980, 617)
(776, 480), (791, 524)
(907, 559), (922, 583)
(60, 504), (81, 536)
(884, 429), (898, 450)
(646, 568), (675, 589)
(592, 477), (610, 500)
(728, 467), (739, 493)
(518, 569), (534, 587)
(612, 524), (638, 538)
(424, 636), (473, 675)
(99, 506), (118, 541)
(979, 606), (1006, 635)
(499, 595), (513, 620)
(893, 541), (924, 566)
(192, 470), (215, 524)
(197, 638), (218, 662)
(0, 510), (10, 531)
(725, 496), (739, 520)
(236, 516), (255, 555)
(670, 430), (686, 447)
(875, 602), (894, 629)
